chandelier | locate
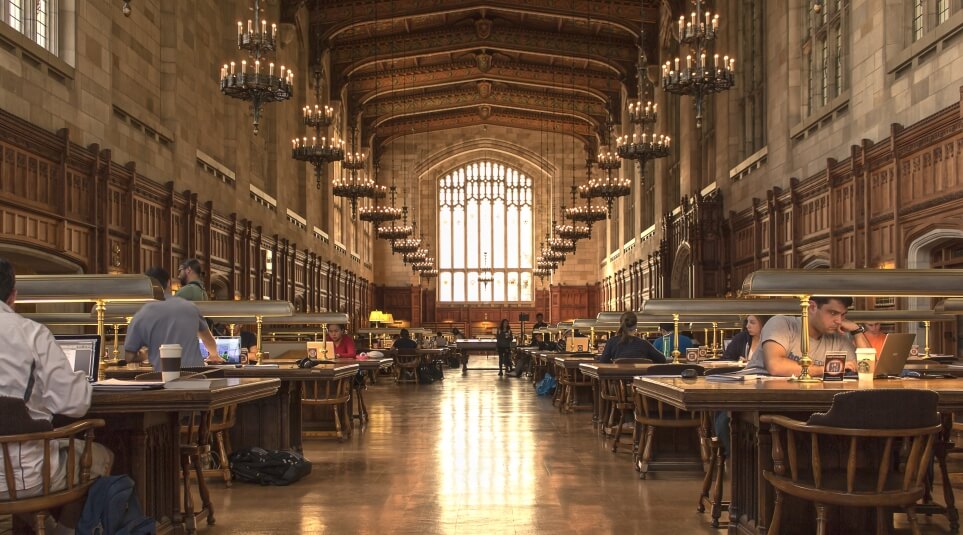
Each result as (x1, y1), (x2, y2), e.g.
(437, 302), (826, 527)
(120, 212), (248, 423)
(477, 252), (495, 286)
(662, 0), (735, 128)
(548, 237), (577, 254)
(536, 258), (559, 271)
(541, 244), (566, 264)
(564, 200), (608, 224)
(412, 258), (435, 272)
(359, 169), (402, 227)
(596, 149), (621, 172)
(402, 248), (428, 265)
(392, 237), (422, 255)
(333, 126), (380, 220)
(554, 222), (592, 241)
(579, 174), (631, 215)
(377, 223), (413, 241)
(419, 268), (439, 279)
(219, 0), (293, 135)
(291, 67), (344, 189)
(532, 267), (553, 281)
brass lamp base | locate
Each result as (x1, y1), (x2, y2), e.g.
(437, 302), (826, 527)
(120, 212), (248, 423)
(671, 350), (682, 364)
(788, 357), (822, 383)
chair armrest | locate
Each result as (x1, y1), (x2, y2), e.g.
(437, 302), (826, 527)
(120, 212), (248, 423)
(0, 419), (105, 443)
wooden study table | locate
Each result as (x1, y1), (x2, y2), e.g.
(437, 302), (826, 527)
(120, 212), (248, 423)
(632, 376), (963, 534)
(552, 354), (597, 412)
(91, 378), (280, 534)
(455, 339), (498, 373)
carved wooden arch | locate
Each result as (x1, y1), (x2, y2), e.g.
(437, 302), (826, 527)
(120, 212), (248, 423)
(670, 242), (692, 298)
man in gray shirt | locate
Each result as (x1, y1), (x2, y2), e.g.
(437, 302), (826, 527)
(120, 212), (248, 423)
(745, 296), (871, 376)
(125, 266), (220, 369)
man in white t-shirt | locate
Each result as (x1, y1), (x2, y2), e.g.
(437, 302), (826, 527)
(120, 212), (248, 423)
(0, 258), (113, 530)
(744, 295), (871, 376)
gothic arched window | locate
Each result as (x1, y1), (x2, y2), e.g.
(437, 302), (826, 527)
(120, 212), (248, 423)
(437, 161), (533, 302)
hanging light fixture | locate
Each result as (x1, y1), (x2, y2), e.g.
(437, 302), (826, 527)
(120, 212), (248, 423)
(359, 163), (403, 227)
(419, 268), (439, 279)
(548, 237), (577, 254)
(219, 0), (293, 134)
(333, 124), (380, 220)
(617, 21), (670, 188)
(662, 0), (735, 128)
(292, 66), (344, 189)
(536, 258), (559, 271)
(554, 222), (592, 241)
(477, 252), (495, 286)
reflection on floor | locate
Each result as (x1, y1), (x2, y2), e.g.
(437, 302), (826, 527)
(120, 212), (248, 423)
(204, 370), (957, 534)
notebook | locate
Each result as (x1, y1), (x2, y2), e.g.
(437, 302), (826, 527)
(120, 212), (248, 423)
(199, 336), (242, 364)
(54, 335), (102, 382)
(307, 341), (337, 359)
(875, 332), (917, 376)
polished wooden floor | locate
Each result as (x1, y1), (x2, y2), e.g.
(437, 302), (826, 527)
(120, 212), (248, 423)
(200, 363), (954, 535)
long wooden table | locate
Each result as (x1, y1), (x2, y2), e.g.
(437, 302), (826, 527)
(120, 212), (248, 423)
(633, 376), (963, 534)
(91, 378), (280, 534)
(455, 339), (498, 373)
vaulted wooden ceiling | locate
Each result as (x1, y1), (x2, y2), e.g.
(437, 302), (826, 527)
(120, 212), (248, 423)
(300, 1), (661, 155)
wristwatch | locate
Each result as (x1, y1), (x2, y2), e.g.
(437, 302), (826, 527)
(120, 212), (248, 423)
(851, 325), (866, 335)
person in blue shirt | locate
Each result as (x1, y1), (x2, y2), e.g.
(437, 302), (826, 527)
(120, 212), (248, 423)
(652, 322), (696, 360)
(598, 312), (666, 363)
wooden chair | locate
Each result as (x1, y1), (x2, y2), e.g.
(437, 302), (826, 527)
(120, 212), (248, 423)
(392, 348), (420, 384)
(599, 376), (635, 452)
(761, 390), (941, 535)
(556, 360), (593, 413)
(301, 375), (353, 441)
(136, 371), (215, 532)
(632, 364), (706, 479)
(697, 366), (744, 528)
(0, 397), (104, 535)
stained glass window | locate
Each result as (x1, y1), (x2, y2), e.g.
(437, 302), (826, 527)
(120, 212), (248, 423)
(438, 161), (533, 302)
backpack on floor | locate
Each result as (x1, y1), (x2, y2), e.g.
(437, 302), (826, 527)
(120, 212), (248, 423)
(229, 447), (312, 486)
(536, 373), (557, 396)
(428, 364), (444, 381)
(77, 475), (156, 535)
(416, 363), (435, 384)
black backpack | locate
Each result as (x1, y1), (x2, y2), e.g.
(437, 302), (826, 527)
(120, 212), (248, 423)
(228, 448), (312, 486)
(416, 363), (435, 384)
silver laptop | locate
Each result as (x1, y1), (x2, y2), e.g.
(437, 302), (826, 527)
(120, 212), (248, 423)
(874, 333), (916, 375)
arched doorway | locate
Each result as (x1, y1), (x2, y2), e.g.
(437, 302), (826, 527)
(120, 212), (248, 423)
(670, 243), (692, 298)
(906, 229), (963, 355)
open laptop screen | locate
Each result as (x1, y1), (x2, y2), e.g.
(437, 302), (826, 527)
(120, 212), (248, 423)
(199, 336), (242, 364)
(54, 335), (101, 381)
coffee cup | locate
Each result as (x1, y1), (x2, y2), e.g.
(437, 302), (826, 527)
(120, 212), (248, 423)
(855, 348), (876, 382)
(159, 344), (182, 382)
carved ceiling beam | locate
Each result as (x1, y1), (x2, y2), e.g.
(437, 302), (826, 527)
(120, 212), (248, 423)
(362, 84), (608, 128)
(348, 57), (623, 105)
(372, 108), (596, 151)
(330, 23), (636, 79)
(310, 1), (658, 41)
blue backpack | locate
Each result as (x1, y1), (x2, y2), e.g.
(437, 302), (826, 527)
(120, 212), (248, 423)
(77, 475), (156, 535)
(535, 373), (557, 396)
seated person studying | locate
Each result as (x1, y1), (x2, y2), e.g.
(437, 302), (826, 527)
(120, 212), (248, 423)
(326, 323), (357, 358)
(743, 296), (870, 376)
(0, 257), (113, 530)
(597, 312), (667, 364)
(652, 322), (696, 357)
(393, 328), (419, 349)
(124, 266), (221, 369)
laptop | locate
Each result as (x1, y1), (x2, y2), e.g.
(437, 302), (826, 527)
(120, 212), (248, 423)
(54, 334), (102, 382)
(874, 332), (917, 375)
(199, 336), (242, 364)
(307, 341), (337, 359)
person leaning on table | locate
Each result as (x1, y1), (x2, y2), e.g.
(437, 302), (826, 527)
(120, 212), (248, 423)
(125, 266), (222, 369)
(743, 295), (871, 376)
(0, 257), (113, 532)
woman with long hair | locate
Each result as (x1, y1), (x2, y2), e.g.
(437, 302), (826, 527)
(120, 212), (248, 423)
(496, 318), (513, 376)
(598, 311), (666, 363)
(722, 314), (771, 361)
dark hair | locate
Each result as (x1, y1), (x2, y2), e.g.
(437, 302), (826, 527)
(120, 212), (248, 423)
(747, 314), (772, 331)
(0, 257), (14, 302)
(328, 323), (346, 332)
(499, 318), (510, 332)
(179, 258), (203, 276)
(811, 296), (854, 308)
(400, 328), (410, 338)
(536, 312), (543, 318)
(618, 311), (638, 345)
(659, 322), (674, 332)
(436, 331), (443, 336)
(145, 266), (170, 288)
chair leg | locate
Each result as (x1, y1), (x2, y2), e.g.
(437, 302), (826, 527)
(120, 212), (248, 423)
(632, 422), (643, 471)
(710, 445), (727, 528)
(639, 425), (655, 479)
(34, 511), (47, 535)
(815, 503), (828, 535)
(905, 506), (921, 535)
(699, 442), (716, 513)
(769, 490), (783, 535)
(192, 452), (215, 526)
(215, 431), (232, 487)
(611, 408), (625, 453)
(181, 454), (197, 534)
